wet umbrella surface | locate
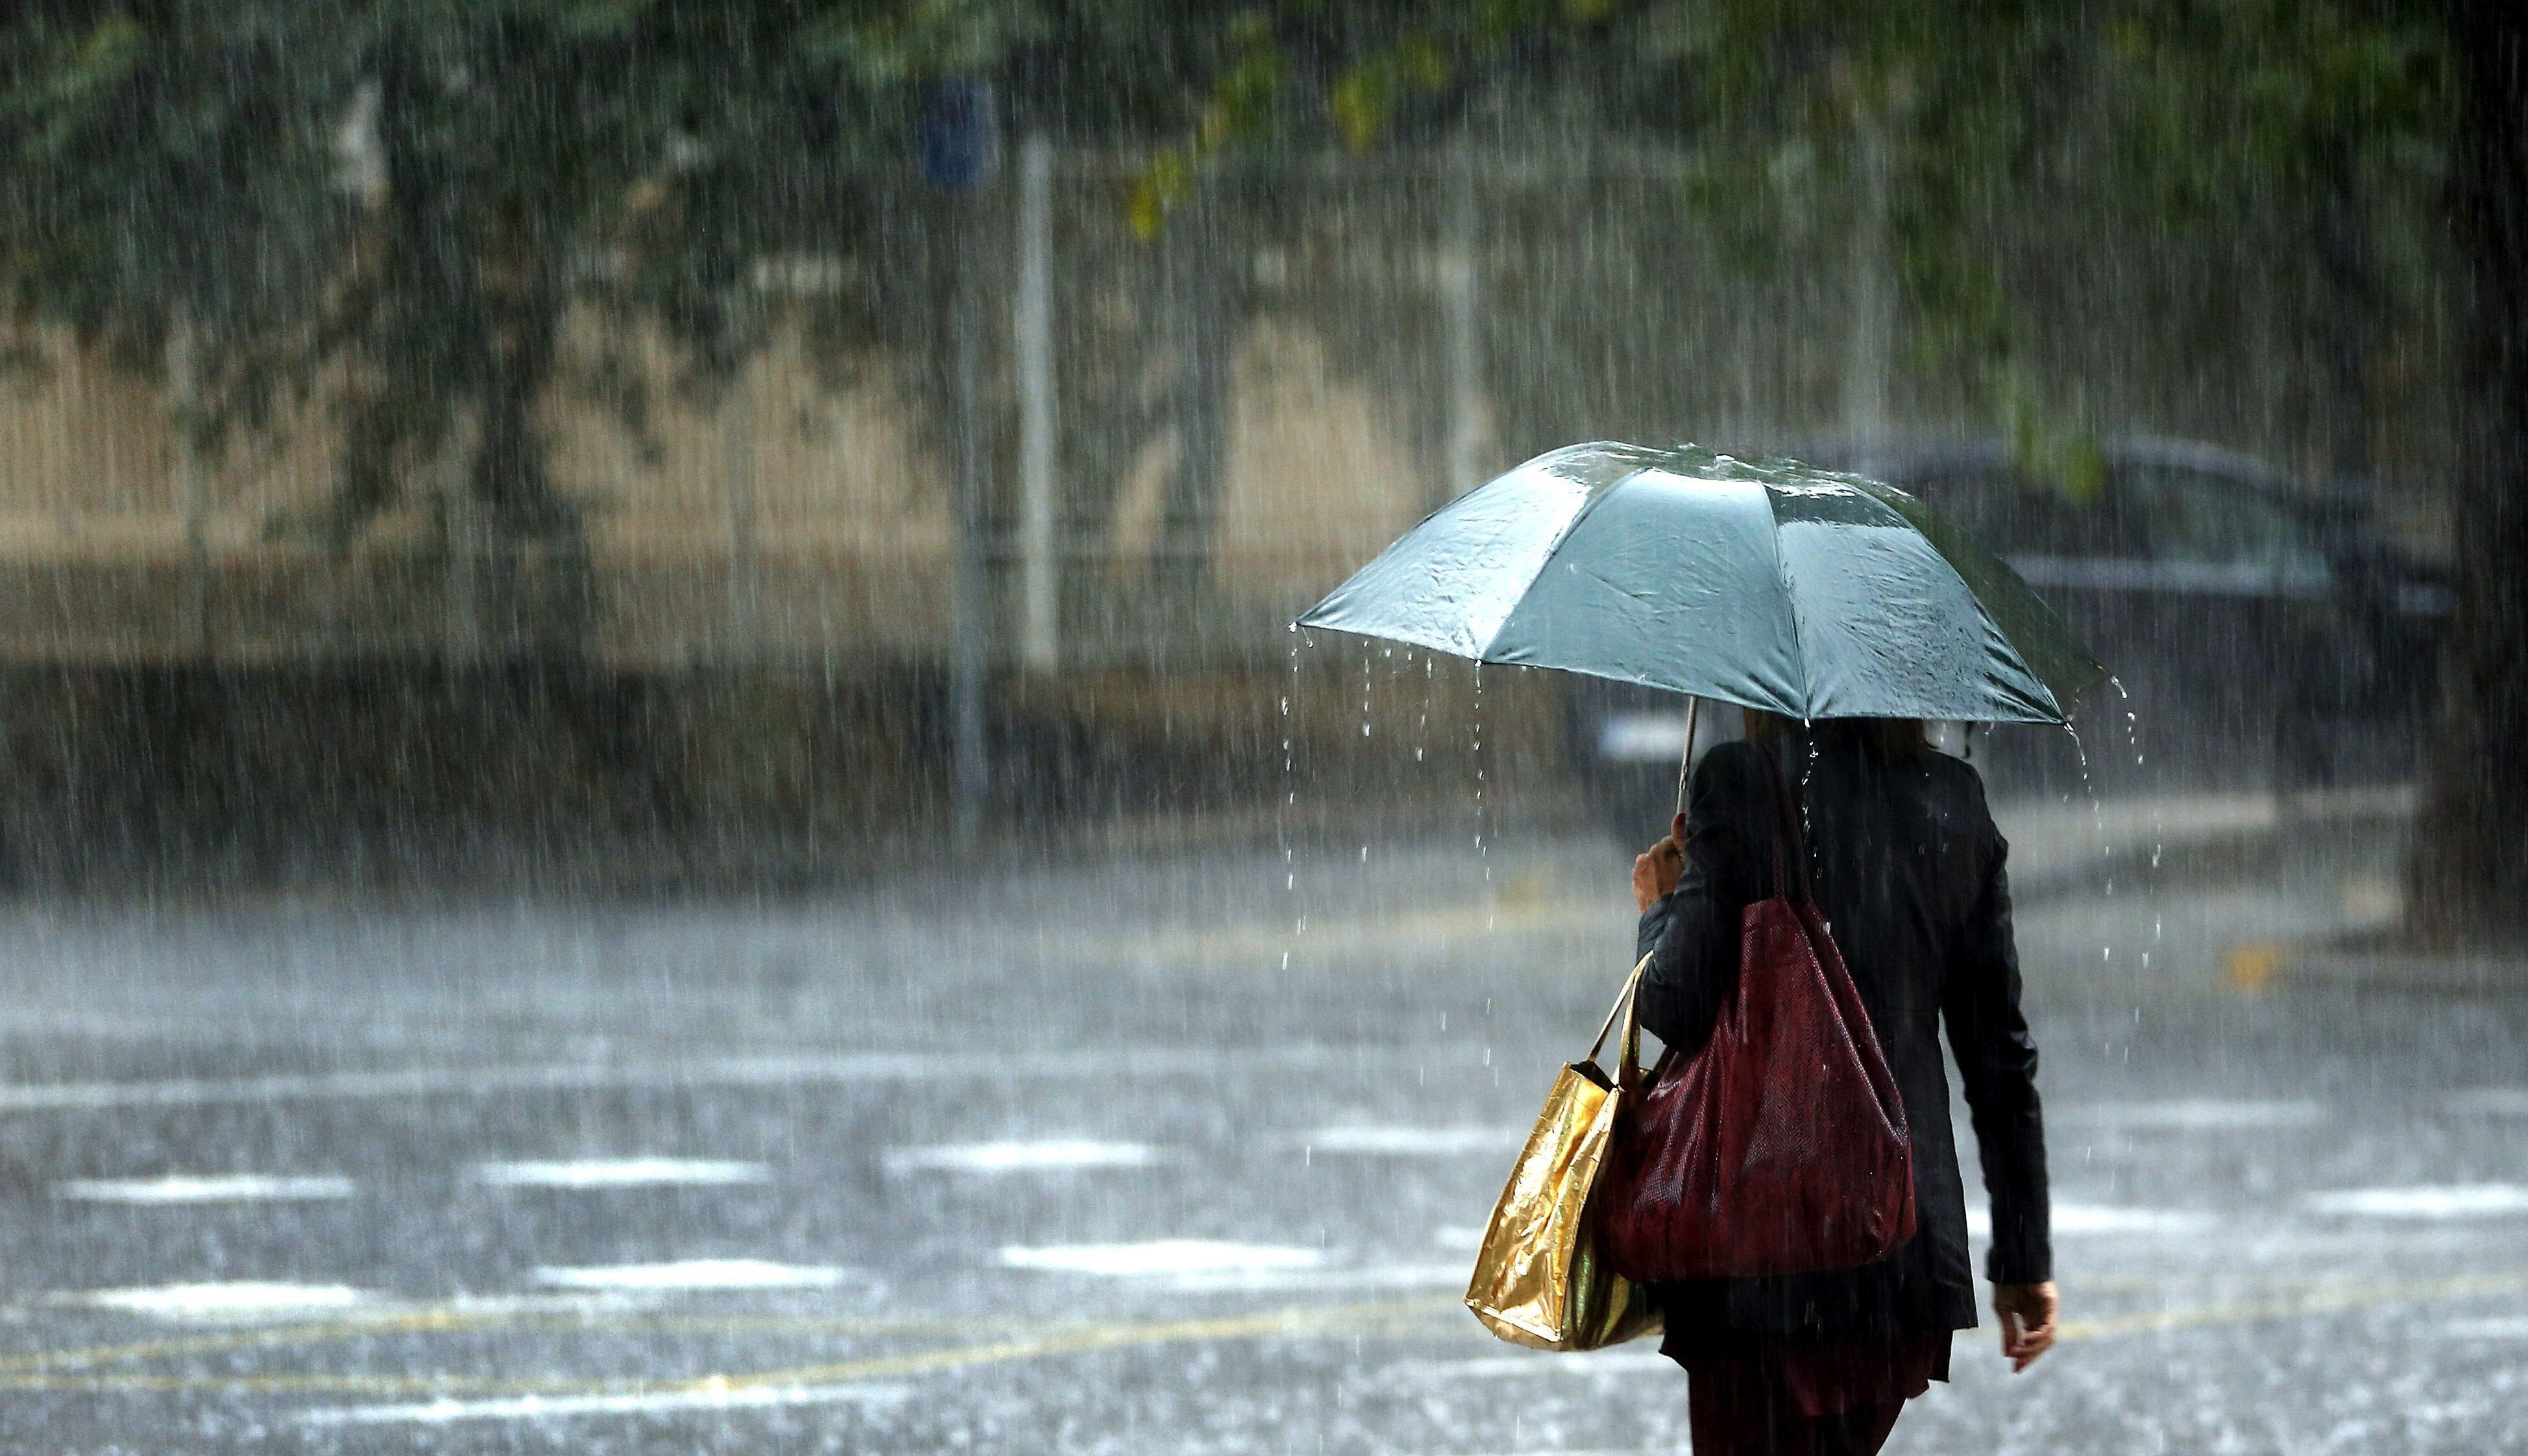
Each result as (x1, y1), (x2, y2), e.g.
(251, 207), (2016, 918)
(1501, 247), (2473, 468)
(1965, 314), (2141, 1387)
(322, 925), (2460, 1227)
(1300, 442), (2105, 724)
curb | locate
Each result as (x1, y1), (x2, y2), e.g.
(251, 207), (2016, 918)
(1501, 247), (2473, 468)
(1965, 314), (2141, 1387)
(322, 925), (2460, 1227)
(2002, 784), (2414, 907)
(2224, 933), (2528, 998)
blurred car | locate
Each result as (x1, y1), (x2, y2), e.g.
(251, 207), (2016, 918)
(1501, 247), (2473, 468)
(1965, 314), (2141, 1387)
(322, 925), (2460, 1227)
(1567, 434), (2449, 831)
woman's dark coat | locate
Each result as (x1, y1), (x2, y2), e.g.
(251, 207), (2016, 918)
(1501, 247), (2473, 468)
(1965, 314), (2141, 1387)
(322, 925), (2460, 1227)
(1635, 730), (2050, 1336)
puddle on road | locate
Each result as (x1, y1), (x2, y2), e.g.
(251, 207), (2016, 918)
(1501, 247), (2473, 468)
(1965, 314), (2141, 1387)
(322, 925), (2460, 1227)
(2056, 1098), (2328, 1130)
(2304, 1184), (2528, 1219)
(55, 1174), (357, 1204)
(1303, 1125), (1526, 1156)
(999, 1240), (1323, 1277)
(883, 1140), (1159, 1174)
(298, 1382), (914, 1427)
(2440, 1317), (2528, 1339)
(533, 1260), (855, 1291)
(995, 1239), (1467, 1292)
(1383, 1351), (1676, 1381)
(70, 1281), (370, 1319)
(1965, 1204), (2215, 1237)
(476, 1158), (767, 1189)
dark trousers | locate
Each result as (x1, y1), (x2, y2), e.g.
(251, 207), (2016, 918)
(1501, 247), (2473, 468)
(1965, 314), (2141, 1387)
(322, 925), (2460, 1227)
(1686, 1363), (1905, 1456)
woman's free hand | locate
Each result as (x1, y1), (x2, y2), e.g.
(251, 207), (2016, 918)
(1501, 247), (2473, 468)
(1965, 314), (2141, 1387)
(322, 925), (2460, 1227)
(1631, 820), (1686, 913)
(1993, 1281), (2058, 1371)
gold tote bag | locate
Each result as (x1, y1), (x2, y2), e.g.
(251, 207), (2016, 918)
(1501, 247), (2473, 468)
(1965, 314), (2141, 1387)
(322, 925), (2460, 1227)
(1465, 955), (1663, 1351)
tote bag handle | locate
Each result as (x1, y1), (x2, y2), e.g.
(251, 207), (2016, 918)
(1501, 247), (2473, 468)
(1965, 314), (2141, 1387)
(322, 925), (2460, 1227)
(1586, 953), (1653, 1079)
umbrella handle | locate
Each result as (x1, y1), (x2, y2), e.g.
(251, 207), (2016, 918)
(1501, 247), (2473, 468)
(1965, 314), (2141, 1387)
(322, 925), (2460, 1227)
(1671, 696), (1701, 821)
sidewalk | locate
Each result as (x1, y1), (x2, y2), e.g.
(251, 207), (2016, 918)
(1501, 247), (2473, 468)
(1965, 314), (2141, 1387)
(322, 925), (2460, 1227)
(988, 783), (2425, 978)
(2267, 938), (2528, 995)
(1993, 783), (2415, 904)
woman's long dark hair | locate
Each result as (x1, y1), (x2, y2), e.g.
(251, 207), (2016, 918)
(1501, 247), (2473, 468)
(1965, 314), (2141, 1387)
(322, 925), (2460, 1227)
(1741, 709), (1929, 762)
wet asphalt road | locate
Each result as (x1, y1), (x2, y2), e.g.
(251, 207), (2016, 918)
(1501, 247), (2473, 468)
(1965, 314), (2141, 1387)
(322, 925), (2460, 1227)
(0, 807), (2522, 1453)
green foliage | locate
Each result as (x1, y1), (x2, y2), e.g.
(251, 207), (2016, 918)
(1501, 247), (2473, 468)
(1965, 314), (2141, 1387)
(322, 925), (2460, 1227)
(0, 0), (1197, 550)
(1154, 0), (2451, 455)
(0, 0), (2470, 551)
(2103, 1), (2449, 209)
(1557, 0), (2451, 464)
(1126, 0), (1621, 237)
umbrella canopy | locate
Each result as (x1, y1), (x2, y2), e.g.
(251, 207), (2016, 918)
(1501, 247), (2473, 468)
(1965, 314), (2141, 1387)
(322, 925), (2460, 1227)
(1297, 441), (2104, 724)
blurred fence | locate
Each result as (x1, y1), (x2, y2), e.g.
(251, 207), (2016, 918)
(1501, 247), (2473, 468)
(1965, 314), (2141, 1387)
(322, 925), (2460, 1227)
(0, 140), (2459, 885)
(0, 143), (2451, 675)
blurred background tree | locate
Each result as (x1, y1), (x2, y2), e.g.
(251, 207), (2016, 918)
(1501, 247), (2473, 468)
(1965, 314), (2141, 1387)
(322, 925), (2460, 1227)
(2, 0), (2519, 940)
(0, 1), (1237, 637)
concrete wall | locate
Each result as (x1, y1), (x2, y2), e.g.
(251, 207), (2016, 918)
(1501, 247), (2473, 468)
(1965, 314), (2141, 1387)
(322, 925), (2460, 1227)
(0, 315), (1422, 672)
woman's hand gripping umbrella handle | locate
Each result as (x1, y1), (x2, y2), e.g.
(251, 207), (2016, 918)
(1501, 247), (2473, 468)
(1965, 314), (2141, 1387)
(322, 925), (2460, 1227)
(1633, 830), (1685, 914)
(1671, 696), (1701, 819)
(1635, 696), (1701, 914)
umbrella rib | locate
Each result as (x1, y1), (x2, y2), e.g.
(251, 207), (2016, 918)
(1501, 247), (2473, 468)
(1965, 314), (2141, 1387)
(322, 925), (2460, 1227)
(1472, 462), (1651, 662)
(1921, 547), (2061, 723)
(1847, 478), (2073, 722)
(1758, 484), (1814, 722)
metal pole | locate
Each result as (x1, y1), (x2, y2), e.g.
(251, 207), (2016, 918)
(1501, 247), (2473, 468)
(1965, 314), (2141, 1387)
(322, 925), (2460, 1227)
(1015, 133), (1059, 672)
(918, 76), (1001, 845)
(1443, 141), (1485, 503)
(949, 210), (991, 843)
(1672, 695), (1702, 821)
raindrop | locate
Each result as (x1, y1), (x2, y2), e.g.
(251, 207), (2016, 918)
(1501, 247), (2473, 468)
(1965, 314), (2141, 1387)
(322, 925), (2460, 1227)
(2064, 722), (2119, 971)
(1283, 640), (1302, 971)
(1415, 650), (1430, 764)
(1472, 662), (1489, 882)
(1360, 643), (1373, 738)
(1800, 727), (1819, 848)
(2108, 677), (2163, 875)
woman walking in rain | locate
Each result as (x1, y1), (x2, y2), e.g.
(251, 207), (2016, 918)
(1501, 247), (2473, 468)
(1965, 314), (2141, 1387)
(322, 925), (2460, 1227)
(1299, 442), (2093, 1447)
(1629, 710), (2056, 1456)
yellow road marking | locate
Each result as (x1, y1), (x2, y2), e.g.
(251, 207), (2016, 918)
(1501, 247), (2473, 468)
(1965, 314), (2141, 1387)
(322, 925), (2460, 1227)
(0, 1307), (1011, 1376)
(4, 1270), (2522, 1403)
(0, 1370), (578, 1396)
(0, 1307), (509, 1374)
(0, 1298), (1453, 1400)
(710, 1299), (1448, 1394)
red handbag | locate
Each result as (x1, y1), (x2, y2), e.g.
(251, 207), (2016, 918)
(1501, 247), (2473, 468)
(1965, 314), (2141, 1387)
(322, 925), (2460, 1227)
(1596, 751), (1916, 1283)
